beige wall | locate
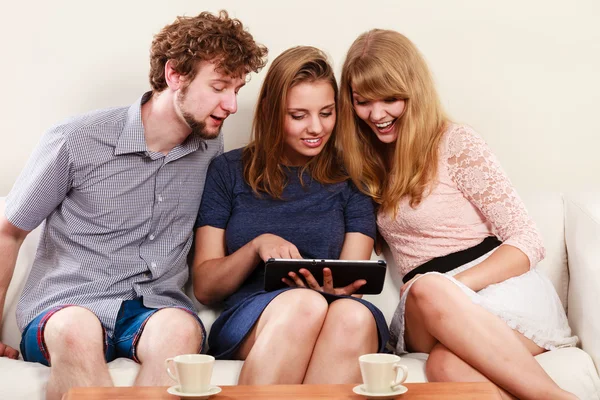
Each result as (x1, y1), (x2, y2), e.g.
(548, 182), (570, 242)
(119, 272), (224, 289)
(1, 0), (599, 196)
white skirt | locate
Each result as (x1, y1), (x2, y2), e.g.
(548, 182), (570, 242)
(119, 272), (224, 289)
(388, 250), (579, 355)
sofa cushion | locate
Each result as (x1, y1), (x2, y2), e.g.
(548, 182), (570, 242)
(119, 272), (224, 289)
(378, 349), (600, 400)
(535, 347), (600, 400)
(0, 357), (245, 399)
(519, 191), (569, 309)
(108, 358), (244, 387)
(1, 348), (597, 400)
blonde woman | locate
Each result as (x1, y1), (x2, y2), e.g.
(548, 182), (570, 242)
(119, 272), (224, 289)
(337, 29), (577, 400)
(192, 46), (388, 385)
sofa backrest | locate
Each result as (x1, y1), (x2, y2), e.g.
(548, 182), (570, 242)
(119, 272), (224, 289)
(0, 192), (570, 350)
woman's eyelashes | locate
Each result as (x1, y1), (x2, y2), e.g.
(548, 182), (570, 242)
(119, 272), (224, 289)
(354, 97), (400, 105)
(289, 112), (333, 120)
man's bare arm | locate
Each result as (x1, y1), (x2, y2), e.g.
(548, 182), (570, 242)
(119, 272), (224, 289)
(0, 214), (29, 359)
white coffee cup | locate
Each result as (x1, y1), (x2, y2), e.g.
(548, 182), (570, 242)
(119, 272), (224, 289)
(359, 353), (408, 393)
(165, 354), (215, 393)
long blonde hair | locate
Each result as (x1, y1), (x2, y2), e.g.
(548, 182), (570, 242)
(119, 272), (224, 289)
(337, 29), (448, 214)
(243, 46), (346, 198)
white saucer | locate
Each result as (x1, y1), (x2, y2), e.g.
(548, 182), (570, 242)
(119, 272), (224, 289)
(352, 384), (408, 399)
(166, 385), (222, 399)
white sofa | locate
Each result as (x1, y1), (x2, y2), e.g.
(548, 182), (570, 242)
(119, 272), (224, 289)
(1, 192), (600, 399)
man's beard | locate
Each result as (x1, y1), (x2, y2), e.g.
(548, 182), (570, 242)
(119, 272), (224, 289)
(182, 110), (221, 140)
(177, 90), (222, 140)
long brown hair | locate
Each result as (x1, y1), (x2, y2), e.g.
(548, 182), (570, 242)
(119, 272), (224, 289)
(337, 29), (448, 214)
(243, 46), (346, 199)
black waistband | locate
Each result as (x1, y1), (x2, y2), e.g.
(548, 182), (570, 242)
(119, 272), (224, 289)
(402, 236), (502, 284)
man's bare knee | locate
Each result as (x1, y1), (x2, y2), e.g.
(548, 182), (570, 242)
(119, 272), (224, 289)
(137, 309), (203, 360)
(146, 308), (202, 341)
(44, 307), (105, 362)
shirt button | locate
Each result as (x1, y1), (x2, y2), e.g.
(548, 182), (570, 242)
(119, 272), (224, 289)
(151, 262), (157, 268)
(158, 195), (163, 202)
(149, 234), (155, 241)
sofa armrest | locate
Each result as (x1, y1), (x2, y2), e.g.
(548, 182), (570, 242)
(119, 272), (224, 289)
(564, 193), (600, 373)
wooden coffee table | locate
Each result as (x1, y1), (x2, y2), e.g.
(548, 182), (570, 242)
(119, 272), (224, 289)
(65, 383), (502, 399)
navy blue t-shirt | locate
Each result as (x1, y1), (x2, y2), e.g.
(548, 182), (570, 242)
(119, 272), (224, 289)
(195, 148), (376, 309)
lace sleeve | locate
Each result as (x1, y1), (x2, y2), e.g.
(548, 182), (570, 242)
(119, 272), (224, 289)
(444, 125), (545, 267)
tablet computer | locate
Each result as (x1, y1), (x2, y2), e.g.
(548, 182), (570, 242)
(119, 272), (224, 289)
(264, 258), (387, 295)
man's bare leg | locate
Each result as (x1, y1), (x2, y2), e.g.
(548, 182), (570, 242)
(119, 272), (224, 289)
(44, 307), (112, 400)
(134, 308), (204, 386)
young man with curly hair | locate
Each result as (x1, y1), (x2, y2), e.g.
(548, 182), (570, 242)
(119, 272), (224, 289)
(0, 10), (267, 400)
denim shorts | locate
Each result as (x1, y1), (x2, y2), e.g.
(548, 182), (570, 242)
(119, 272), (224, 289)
(20, 298), (205, 366)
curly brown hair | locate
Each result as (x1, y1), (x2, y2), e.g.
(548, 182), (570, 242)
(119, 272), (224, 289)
(149, 10), (268, 92)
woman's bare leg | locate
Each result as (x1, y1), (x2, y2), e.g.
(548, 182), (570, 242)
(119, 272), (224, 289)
(404, 274), (575, 400)
(427, 343), (516, 400)
(303, 299), (378, 383)
(427, 330), (547, 400)
(235, 289), (328, 384)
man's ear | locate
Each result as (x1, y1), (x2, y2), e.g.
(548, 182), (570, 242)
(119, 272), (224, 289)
(164, 60), (186, 91)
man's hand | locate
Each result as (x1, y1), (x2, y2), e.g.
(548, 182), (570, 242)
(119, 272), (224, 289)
(0, 342), (19, 359)
(282, 267), (366, 296)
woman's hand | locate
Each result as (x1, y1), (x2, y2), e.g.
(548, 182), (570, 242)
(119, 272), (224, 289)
(282, 267), (366, 296)
(252, 233), (302, 261)
(400, 273), (422, 298)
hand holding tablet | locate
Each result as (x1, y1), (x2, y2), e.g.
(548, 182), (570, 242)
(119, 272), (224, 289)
(264, 259), (387, 295)
(284, 266), (366, 296)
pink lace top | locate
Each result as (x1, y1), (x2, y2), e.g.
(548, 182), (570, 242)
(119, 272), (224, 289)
(378, 124), (545, 276)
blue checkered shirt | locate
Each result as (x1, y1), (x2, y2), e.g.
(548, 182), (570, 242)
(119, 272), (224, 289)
(6, 92), (223, 335)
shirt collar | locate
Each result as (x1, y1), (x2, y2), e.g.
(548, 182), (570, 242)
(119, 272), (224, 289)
(115, 92), (151, 156)
(115, 91), (206, 160)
